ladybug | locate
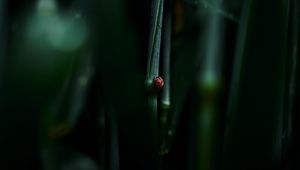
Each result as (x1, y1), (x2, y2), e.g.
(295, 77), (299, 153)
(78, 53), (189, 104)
(153, 76), (164, 90)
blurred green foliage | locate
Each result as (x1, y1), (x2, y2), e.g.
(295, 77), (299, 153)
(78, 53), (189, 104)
(0, 0), (300, 170)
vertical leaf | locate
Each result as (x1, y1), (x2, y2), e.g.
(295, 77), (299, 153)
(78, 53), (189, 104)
(223, 0), (289, 169)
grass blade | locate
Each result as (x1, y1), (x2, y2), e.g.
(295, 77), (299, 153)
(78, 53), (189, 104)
(223, 0), (290, 169)
(159, 0), (172, 155)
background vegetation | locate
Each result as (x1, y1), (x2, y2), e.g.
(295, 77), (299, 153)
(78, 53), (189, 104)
(0, 0), (299, 170)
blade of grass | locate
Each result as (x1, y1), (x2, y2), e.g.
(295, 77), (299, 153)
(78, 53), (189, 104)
(193, 0), (225, 169)
(222, 0), (290, 169)
(159, 0), (172, 155)
(108, 109), (120, 170)
(97, 97), (106, 170)
(146, 0), (165, 84)
(222, 2), (252, 164)
(146, 0), (165, 162)
(283, 0), (299, 169)
(146, 0), (165, 168)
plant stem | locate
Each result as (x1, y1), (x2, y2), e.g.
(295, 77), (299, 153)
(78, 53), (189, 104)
(160, 0), (172, 154)
(146, 0), (165, 85)
(195, 0), (224, 169)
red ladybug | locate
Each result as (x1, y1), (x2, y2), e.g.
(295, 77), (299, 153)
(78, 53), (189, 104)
(153, 76), (164, 89)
